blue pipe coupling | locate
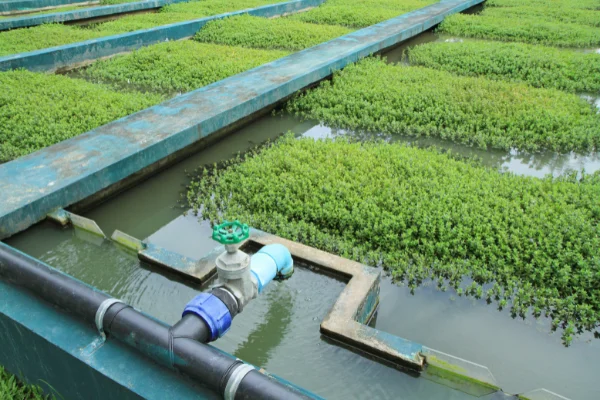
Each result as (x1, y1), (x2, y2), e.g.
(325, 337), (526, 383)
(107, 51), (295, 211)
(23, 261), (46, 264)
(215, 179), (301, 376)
(250, 243), (294, 293)
(183, 293), (231, 341)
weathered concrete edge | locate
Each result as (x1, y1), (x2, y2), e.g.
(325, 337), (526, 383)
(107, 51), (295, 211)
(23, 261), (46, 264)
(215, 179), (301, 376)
(0, 0), (326, 72)
(139, 242), (216, 283)
(251, 231), (509, 396)
(0, 0), (93, 14)
(110, 228), (216, 282)
(0, 0), (484, 240)
(46, 208), (106, 236)
(0, 0), (190, 31)
(251, 230), (425, 370)
(74, 225), (547, 396)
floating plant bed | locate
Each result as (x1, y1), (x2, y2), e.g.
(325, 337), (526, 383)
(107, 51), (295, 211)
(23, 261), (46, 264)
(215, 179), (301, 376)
(287, 58), (600, 153)
(439, 0), (600, 47)
(289, 0), (438, 28)
(187, 134), (600, 346)
(0, 0), (288, 56)
(0, 70), (161, 163)
(81, 41), (289, 93)
(407, 40), (600, 93)
(194, 14), (353, 51)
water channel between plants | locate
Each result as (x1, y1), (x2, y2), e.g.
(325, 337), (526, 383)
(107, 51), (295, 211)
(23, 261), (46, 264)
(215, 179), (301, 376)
(7, 107), (600, 399)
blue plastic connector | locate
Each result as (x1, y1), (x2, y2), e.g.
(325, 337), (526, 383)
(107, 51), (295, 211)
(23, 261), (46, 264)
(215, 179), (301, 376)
(182, 293), (232, 342)
(250, 244), (294, 293)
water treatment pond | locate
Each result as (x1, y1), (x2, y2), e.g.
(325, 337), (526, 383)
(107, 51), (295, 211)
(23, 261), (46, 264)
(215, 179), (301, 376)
(6, 111), (600, 399)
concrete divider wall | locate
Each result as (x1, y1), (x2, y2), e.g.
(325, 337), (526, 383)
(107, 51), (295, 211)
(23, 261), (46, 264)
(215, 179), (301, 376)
(0, 0), (484, 240)
(0, 0), (190, 31)
(0, 0), (326, 72)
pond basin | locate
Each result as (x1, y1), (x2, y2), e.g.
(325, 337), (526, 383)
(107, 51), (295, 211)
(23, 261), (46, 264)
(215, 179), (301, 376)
(6, 110), (600, 399)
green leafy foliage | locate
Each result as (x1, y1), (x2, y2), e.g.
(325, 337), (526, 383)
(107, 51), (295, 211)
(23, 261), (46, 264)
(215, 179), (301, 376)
(486, 6), (600, 28)
(439, 4), (600, 47)
(0, 0), (285, 56)
(288, 58), (600, 153)
(93, 0), (284, 34)
(83, 41), (288, 93)
(194, 15), (352, 51)
(289, 0), (436, 28)
(487, 0), (600, 11)
(407, 40), (600, 92)
(187, 134), (600, 345)
(0, 24), (104, 56)
(0, 0), (137, 19)
(0, 5), (83, 19)
(0, 366), (52, 399)
(0, 70), (162, 163)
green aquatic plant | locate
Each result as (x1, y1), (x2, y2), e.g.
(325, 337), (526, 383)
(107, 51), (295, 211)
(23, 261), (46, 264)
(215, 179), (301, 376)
(0, 367), (52, 399)
(0, 24), (104, 56)
(486, 0), (600, 11)
(0, 0), (285, 56)
(485, 6), (600, 28)
(0, 70), (162, 163)
(407, 41), (600, 92)
(287, 58), (600, 153)
(93, 0), (285, 34)
(0, 5), (83, 19)
(83, 41), (288, 93)
(290, 0), (436, 28)
(439, 10), (600, 47)
(194, 15), (352, 51)
(187, 134), (600, 345)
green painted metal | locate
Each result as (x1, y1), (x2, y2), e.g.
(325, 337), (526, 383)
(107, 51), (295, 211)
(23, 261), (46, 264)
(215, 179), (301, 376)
(0, 0), (326, 72)
(0, 0), (484, 240)
(212, 220), (250, 245)
(0, 0), (190, 31)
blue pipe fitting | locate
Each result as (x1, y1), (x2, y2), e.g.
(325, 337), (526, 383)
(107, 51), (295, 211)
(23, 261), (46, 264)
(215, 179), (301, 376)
(250, 244), (294, 293)
(182, 293), (232, 342)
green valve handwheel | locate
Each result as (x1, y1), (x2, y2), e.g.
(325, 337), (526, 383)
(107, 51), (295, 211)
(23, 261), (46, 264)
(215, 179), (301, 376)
(212, 220), (250, 245)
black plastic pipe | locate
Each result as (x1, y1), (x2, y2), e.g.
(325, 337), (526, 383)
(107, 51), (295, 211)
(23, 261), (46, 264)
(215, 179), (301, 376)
(0, 242), (313, 400)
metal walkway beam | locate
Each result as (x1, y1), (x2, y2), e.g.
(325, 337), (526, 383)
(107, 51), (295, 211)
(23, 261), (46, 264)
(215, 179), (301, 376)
(0, 0), (484, 239)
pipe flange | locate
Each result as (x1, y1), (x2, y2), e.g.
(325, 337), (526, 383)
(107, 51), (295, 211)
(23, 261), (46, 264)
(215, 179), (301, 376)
(95, 298), (124, 340)
(224, 363), (255, 400)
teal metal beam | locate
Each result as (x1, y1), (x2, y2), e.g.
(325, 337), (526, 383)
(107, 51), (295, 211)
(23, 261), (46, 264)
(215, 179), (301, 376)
(0, 0), (93, 14)
(0, 0), (484, 240)
(0, 0), (190, 31)
(0, 0), (325, 72)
